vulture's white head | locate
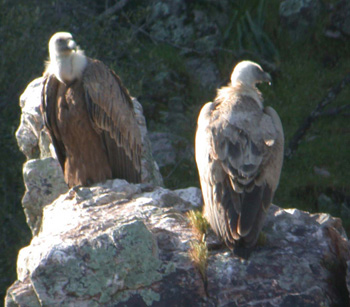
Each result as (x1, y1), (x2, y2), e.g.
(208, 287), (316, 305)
(230, 61), (271, 87)
(49, 32), (77, 58)
(46, 32), (87, 83)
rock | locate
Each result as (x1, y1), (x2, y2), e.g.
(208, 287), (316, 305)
(15, 77), (46, 160)
(185, 57), (220, 89)
(279, 0), (323, 40)
(326, 0), (350, 39)
(317, 193), (350, 222)
(5, 181), (202, 306)
(22, 157), (68, 235)
(208, 207), (350, 306)
(174, 187), (203, 208)
(5, 180), (350, 306)
(148, 0), (194, 46)
(15, 77), (163, 235)
(149, 132), (177, 167)
(149, 132), (193, 169)
(132, 98), (164, 186)
(347, 260), (350, 300)
(313, 166), (331, 177)
(5, 277), (40, 307)
(147, 0), (221, 53)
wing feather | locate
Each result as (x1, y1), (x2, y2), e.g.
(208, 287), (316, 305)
(82, 59), (142, 183)
(41, 74), (66, 170)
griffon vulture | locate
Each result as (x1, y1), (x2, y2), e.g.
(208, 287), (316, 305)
(195, 61), (284, 251)
(41, 32), (141, 187)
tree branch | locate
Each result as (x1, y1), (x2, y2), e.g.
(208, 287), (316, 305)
(98, 0), (129, 20)
(318, 104), (350, 117)
(286, 72), (350, 158)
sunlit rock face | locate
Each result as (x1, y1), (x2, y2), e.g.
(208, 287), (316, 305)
(5, 178), (350, 306)
(6, 182), (204, 306)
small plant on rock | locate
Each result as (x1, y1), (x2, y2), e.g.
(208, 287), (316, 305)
(187, 210), (210, 287)
(189, 240), (209, 283)
(187, 210), (209, 242)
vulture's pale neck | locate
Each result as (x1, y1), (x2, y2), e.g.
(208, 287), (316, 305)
(48, 50), (87, 84)
(231, 80), (264, 109)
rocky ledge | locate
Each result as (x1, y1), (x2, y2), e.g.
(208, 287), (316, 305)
(5, 179), (350, 306)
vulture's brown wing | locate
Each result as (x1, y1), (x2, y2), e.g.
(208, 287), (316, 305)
(41, 74), (66, 171)
(82, 59), (142, 183)
(196, 102), (235, 246)
(196, 97), (284, 248)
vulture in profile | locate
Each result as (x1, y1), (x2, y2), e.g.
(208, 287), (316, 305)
(195, 61), (284, 252)
(41, 32), (141, 187)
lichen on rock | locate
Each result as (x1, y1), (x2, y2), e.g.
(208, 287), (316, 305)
(6, 181), (201, 306)
(27, 220), (163, 306)
(22, 157), (67, 235)
(5, 178), (350, 306)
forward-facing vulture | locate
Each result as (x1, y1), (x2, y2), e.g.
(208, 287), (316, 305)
(41, 32), (141, 187)
(195, 60), (284, 252)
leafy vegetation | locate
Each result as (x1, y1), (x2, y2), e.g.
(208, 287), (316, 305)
(223, 0), (279, 61)
(1, 0), (349, 300)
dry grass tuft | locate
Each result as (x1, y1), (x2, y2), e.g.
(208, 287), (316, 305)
(187, 210), (209, 242)
(187, 210), (210, 284)
(189, 240), (209, 282)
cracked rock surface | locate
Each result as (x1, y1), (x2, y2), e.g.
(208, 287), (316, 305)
(5, 179), (350, 306)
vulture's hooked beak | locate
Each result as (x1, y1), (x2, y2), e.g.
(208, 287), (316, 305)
(264, 72), (272, 86)
(67, 39), (77, 52)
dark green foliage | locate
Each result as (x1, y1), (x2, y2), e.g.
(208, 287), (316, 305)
(223, 0), (279, 61)
(1, 0), (350, 300)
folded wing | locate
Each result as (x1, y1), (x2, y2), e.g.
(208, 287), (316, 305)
(83, 59), (142, 183)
